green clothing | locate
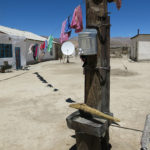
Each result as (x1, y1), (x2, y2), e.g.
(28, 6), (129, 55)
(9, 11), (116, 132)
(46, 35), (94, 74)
(47, 35), (54, 52)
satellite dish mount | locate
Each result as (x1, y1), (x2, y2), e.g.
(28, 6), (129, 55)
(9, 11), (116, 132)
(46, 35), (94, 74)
(61, 41), (75, 63)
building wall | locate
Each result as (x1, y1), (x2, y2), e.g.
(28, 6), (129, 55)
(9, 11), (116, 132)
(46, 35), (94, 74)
(54, 43), (62, 60)
(130, 38), (137, 61)
(130, 35), (150, 61)
(138, 41), (150, 61)
(0, 33), (26, 69)
(137, 35), (150, 61)
(26, 40), (56, 64)
(0, 33), (58, 69)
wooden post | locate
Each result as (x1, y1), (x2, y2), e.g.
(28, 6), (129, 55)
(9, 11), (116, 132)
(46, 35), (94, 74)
(75, 0), (111, 149)
(85, 0), (110, 113)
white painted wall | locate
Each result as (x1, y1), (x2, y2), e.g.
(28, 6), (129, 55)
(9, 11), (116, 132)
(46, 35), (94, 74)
(0, 33), (57, 69)
(0, 33), (14, 67)
(131, 35), (150, 61)
(0, 33), (26, 69)
(130, 38), (137, 60)
(138, 41), (150, 60)
(26, 40), (56, 64)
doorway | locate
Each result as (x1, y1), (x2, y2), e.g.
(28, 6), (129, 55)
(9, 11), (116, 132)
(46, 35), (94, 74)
(15, 47), (21, 69)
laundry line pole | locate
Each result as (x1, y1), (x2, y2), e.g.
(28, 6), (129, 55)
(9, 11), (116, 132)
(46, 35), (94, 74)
(66, 0), (111, 149)
(75, 0), (111, 149)
(85, 0), (110, 115)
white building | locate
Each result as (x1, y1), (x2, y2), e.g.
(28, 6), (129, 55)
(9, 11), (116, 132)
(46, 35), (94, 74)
(0, 26), (59, 69)
(130, 34), (150, 61)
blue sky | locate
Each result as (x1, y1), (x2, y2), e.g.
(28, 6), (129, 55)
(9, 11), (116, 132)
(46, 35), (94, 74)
(0, 0), (149, 38)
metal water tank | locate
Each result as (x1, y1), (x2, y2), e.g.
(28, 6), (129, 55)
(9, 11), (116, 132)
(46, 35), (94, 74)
(78, 29), (97, 55)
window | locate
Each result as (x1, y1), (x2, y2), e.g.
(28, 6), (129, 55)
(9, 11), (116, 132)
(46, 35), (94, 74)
(0, 44), (12, 58)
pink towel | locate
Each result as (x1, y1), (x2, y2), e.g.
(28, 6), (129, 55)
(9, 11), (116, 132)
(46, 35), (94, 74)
(71, 5), (83, 33)
(60, 20), (70, 43)
(116, 0), (121, 10)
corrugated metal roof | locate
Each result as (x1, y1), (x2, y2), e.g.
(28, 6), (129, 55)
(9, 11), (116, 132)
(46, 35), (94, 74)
(0, 25), (47, 42)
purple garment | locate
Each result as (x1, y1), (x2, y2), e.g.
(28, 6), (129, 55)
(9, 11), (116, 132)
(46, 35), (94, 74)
(71, 5), (83, 33)
(60, 20), (70, 43)
(35, 44), (38, 57)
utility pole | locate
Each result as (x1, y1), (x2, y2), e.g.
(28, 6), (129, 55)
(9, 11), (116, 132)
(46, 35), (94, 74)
(67, 0), (112, 149)
(76, 0), (111, 149)
(85, 0), (110, 112)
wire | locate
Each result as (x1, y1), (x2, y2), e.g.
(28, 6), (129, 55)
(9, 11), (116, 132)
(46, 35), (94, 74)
(111, 124), (143, 133)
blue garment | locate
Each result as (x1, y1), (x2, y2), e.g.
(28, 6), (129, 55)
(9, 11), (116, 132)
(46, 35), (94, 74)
(44, 40), (48, 53)
(65, 17), (72, 34)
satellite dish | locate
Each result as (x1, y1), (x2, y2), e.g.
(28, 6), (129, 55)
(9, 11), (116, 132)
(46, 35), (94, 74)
(61, 41), (75, 56)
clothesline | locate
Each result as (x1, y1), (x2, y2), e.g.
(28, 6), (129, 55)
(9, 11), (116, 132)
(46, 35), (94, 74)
(36, 1), (85, 55)
(50, 0), (121, 39)
(60, 4), (84, 43)
(51, 0), (85, 37)
(51, 0), (122, 44)
(0, 0), (122, 61)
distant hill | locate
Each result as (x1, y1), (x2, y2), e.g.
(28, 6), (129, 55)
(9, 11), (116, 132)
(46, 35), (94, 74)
(69, 36), (131, 48)
(111, 37), (131, 47)
(41, 36), (131, 48)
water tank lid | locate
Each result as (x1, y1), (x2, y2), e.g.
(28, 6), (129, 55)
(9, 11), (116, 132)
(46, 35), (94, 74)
(78, 29), (97, 36)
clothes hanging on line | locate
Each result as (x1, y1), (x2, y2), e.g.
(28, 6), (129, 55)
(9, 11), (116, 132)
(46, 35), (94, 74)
(47, 35), (54, 52)
(65, 16), (72, 34)
(71, 5), (83, 33)
(60, 20), (70, 43)
(116, 0), (121, 10)
(35, 44), (38, 58)
(40, 43), (45, 50)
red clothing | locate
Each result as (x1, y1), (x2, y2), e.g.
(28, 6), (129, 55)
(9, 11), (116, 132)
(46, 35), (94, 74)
(43, 41), (45, 49)
(40, 43), (45, 50)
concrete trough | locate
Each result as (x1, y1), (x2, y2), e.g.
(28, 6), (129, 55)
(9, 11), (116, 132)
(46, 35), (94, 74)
(66, 111), (111, 138)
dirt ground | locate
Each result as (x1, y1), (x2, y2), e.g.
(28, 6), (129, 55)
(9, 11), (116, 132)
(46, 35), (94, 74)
(0, 56), (150, 150)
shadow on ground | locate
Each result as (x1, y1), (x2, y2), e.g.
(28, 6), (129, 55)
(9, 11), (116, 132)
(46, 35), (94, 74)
(66, 98), (76, 103)
(33, 72), (59, 92)
(69, 144), (77, 150)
